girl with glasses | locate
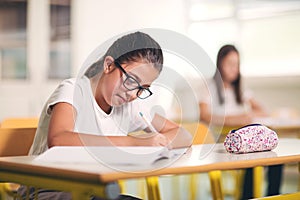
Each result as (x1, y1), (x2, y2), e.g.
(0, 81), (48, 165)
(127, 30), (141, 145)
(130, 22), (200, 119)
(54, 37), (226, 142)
(18, 31), (192, 200)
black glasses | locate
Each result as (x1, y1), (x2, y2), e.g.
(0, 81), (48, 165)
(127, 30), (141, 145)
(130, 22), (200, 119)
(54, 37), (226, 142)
(114, 61), (153, 99)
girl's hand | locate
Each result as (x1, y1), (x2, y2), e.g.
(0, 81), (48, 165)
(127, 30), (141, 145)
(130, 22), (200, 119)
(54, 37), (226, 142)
(243, 114), (254, 125)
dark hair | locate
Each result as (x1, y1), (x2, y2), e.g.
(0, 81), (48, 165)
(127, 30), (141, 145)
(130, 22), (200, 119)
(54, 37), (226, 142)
(85, 31), (163, 78)
(214, 44), (242, 104)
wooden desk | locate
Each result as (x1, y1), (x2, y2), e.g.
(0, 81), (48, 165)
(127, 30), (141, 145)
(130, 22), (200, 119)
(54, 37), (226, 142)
(0, 139), (300, 200)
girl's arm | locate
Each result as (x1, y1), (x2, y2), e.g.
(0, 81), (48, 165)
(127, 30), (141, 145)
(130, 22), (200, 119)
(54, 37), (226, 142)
(48, 103), (170, 148)
(248, 98), (269, 117)
(199, 102), (252, 126)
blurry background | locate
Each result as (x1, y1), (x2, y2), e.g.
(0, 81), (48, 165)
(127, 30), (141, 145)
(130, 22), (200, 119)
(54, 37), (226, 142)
(0, 0), (299, 121)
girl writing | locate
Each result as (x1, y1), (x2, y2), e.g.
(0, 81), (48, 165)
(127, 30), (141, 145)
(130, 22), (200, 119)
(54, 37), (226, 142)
(19, 31), (192, 200)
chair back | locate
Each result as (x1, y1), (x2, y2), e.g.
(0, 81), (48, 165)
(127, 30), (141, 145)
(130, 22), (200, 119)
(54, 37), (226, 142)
(181, 122), (215, 144)
(1, 117), (39, 128)
(0, 127), (36, 156)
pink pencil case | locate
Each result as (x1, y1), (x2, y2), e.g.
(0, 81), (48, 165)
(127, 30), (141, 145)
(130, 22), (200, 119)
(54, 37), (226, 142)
(224, 124), (278, 154)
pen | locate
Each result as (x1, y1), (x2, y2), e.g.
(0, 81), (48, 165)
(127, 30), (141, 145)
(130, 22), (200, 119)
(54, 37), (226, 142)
(139, 112), (157, 133)
(139, 112), (173, 149)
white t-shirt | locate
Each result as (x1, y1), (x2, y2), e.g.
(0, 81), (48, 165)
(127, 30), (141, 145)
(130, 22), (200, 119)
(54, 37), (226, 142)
(29, 76), (148, 155)
(199, 79), (253, 116)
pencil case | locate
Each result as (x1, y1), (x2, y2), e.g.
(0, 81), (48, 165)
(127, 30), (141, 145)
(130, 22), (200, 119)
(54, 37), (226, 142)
(223, 124), (278, 154)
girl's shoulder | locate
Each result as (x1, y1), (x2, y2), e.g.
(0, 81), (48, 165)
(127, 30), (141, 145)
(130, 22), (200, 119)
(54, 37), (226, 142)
(202, 78), (217, 93)
(55, 78), (77, 91)
(56, 76), (90, 94)
(58, 76), (90, 87)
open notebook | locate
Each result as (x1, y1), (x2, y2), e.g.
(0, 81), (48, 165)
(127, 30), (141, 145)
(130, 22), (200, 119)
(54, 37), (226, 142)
(34, 146), (187, 166)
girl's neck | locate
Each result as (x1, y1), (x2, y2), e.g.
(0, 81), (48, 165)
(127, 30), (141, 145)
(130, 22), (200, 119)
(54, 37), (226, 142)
(90, 75), (112, 114)
(90, 74), (101, 95)
(223, 81), (232, 89)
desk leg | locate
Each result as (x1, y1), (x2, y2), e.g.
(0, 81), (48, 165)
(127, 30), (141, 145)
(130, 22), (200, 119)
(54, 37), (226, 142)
(190, 174), (199, 200)
(118, 180), (126, 194)
(145, 176), (161, 200)
(253, 166), (264, 198)
(0, 184), (5, 200)
(208, 170), (223, 200)
(136, 179), (146, 199)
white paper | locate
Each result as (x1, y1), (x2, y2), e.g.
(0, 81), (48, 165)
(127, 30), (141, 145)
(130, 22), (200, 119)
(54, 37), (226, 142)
(34, 146), (187, 166)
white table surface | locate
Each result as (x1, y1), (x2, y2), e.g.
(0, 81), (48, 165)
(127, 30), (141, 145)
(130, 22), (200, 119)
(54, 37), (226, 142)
(1, 138), (300, 182)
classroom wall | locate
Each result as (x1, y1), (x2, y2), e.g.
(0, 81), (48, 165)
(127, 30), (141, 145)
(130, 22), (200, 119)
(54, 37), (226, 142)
(244, 76), (300, 114)
(71, 0), (187, 75)
(0, 0), (187, 121)
(0, 0), (299, 122)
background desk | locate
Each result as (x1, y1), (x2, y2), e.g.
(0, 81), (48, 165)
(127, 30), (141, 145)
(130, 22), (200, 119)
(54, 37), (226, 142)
(258, 117), (300, 138)
(0, 139), (300, 199)
(213, 120), (300, 142)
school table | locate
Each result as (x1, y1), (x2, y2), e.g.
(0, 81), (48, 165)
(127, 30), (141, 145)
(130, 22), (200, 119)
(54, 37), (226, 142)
(211, 120), (300, 198)
(0, 138), (300, 200)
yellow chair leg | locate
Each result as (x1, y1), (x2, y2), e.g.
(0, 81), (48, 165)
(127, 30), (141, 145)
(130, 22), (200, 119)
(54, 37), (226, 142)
(233, 170), (245, 200)
(3, 183), (22, 200)
(137, 179), (146, 199)
(208, 170), (223, 200)
(118, 180), (126, 194)
(0, 183), (6, 200)
(253, 166), (264, 198)
(145, 176), (161, 200)
(189, 174), (199, 200)
(119, 179), (147, 199)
